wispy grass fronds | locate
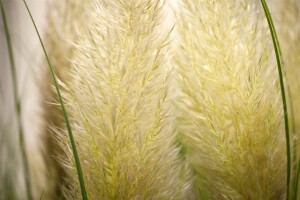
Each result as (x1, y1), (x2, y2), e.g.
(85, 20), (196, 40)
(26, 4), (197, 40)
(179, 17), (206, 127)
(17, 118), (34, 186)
(43, 0), (91, 80)
(41, 0), (92, 197)
(59, 0), (191, 199)
(175, 0), (286, 199)
(260, 0), (291, 198)
(0, 1), (33, 199)
(21, 0), (88, 199)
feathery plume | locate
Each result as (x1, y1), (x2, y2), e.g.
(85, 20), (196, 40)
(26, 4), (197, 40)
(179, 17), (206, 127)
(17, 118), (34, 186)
(175, 0), (288, 199)
(41, 0), (92, 198)
(59, 0), (191, 199)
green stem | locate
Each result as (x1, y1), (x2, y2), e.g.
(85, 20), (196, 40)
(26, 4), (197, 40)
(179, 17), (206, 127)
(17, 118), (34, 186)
(0, 1), (33, 200)
(21, 0), (88, 199)
(294, 160), (300, 200)
(260, 0), (291, 199)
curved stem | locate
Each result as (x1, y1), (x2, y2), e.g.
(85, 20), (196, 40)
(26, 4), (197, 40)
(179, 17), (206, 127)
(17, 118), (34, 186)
(260, 0), (291, 199)
(21, 0), (88, 199)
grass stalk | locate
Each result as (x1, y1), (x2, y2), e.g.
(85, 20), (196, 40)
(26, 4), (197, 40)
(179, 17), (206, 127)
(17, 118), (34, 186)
(21, 0), (88, 199)
(0, 1), (33, 199)
(294, 160), (300, 200)
(260, 0), (291, 199)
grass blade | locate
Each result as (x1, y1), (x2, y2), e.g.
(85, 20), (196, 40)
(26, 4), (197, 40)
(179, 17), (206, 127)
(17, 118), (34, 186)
(0, 1), (33, 199)
(39, 189), (44, 200)
(21, 0), (88, 199)
(260, 0), (291, 199)
(294, 160), (300, 200)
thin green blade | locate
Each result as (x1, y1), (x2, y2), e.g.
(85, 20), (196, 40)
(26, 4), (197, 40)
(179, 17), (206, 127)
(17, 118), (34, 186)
(260, 0), (291, 199)
(21, 0), (88, 199)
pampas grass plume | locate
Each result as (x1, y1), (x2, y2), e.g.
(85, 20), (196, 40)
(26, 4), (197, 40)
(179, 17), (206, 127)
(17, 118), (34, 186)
(174, 0), (288, 199)
(58, 0), (192, 199)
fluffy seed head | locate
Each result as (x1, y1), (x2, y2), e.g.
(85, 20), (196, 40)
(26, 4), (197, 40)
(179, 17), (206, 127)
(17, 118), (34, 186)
(59, 0), (192, 199)
(174, 0), (287, 199)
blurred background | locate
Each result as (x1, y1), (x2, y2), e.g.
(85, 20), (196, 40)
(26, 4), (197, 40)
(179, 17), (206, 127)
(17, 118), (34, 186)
(0, 0), (48, 198)
(0, 0), (47, 139)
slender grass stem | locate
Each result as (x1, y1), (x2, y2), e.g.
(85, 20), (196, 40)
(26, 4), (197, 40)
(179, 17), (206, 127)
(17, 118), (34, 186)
(0, 1), (33, 200)
(260, 0), (291, 199)
(21, 1), (88, 199)
(294, 160), (300, 200)
(39, 190), (44, 200)
(274, 4), (297, 191)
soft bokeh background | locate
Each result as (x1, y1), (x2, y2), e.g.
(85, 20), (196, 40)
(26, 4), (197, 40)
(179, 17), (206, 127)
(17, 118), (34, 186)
(1, 0), (47, 143)
(0, 0), (47, 198)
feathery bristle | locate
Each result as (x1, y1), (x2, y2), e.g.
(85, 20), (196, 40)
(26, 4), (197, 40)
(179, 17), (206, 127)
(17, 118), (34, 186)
(175, 0), (287, 199)
(41, 0), (92, 198)
(59, 0), (192, 199)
